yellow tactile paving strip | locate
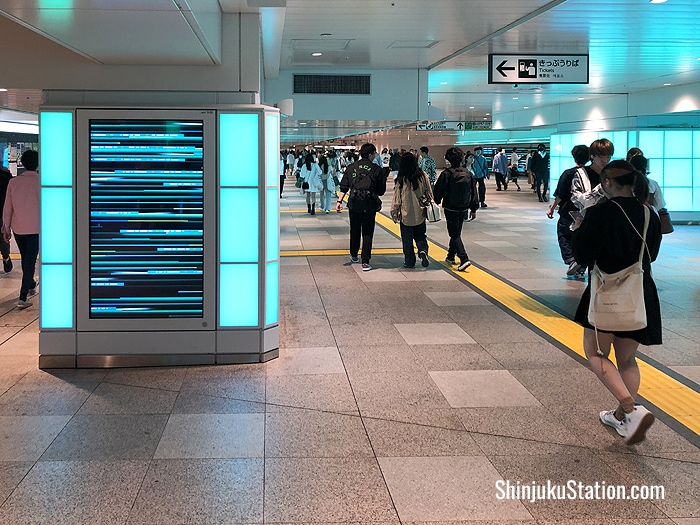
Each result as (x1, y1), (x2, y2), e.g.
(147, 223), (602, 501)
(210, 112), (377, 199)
(281, 206), (700, 439)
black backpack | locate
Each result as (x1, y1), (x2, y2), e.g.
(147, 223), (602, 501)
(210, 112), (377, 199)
(348, 162), (381, 212)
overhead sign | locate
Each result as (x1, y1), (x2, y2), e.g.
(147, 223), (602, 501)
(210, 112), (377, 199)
(488, 54), (589, 84)
(416, 121), (492, 131)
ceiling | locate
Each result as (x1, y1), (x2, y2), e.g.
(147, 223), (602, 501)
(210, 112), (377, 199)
(2, 0), (700, 146)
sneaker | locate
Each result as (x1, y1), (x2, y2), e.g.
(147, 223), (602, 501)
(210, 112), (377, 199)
(575, 269), (587, 279)
(325, 210), (330, 214)
(624, 405), (655, 446)
(480, 203), (488, 208)
(402, 263), (415, 269)
(457, 260), (472, 271)
(28, 279), (38, 296)
(3, 257), (11, 273)
(362, 263), (372, 271)
(350, 256), (360, 263)
(17, 299), (32, 309)
(419, 251), (429, 267)
(445, 257), (456, 265)
(566, 260), (582, 276)
(599, 410), (627, 437)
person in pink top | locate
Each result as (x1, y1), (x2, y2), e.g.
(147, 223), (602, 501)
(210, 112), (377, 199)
(2, 149), (40, 309)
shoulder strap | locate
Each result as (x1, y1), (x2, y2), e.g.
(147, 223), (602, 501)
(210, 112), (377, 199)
(611, 200), (650, 263)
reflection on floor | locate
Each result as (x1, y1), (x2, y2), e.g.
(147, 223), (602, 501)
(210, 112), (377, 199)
(0, 181), (699, 524)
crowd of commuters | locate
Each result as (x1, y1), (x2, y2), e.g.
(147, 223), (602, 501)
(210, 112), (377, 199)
(284, 137), (665, 446)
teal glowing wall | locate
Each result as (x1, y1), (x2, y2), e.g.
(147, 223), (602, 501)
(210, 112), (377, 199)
(39, 111), (74, 329)
(219, 111), (279, 328)
(551, 129), (700, 212)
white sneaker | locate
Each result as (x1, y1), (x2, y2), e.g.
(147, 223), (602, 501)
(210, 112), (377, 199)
(624, 405), (655, 446)
(567, 260), (582, 275)
(599, 410), (627, 437)
(361, 263), (372, 271)
(17, 299), (33, 309)
(457, 260), (471, 271)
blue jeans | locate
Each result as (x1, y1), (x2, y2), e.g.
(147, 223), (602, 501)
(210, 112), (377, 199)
(14, 233), (39, 301)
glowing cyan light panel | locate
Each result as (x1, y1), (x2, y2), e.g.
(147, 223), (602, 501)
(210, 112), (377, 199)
(40, 110), (74, 330)
(220, 113), (258, 187)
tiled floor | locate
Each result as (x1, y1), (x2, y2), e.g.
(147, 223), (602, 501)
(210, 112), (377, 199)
(0, 181), (699, 524)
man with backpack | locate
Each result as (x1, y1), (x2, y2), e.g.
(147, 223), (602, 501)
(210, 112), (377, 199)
(433, 147), (479, 271)
(336, 143), (388, 271)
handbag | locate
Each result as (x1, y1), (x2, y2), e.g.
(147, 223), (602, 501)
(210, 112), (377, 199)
(294, 177), (302, 188)
(414, 177), (441, 222)
(301, 181), (309, 190)
(658, 208), (673, 234)
(588, 202), (649, 335)
(425, 201), (441, 222)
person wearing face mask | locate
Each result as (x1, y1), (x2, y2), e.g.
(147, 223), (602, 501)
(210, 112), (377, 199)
(433, 147), (479, 271)
(530, 143), (550, 202)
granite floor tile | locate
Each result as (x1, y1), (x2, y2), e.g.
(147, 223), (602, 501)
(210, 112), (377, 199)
(265, 346), (345, 376)
(265, 407), (373, 458)
(670, 366), (700, 386)
(0, 416), (71, 461)
(600, 452), (700, 518)
(127, 458), (263, 524)
(509, 368), (619, 408)
(180, 365), (266, 404)
(154, 413), (264, 459)
(264, 457), (397, 523)
(482, 341), (583, 370)
(423, 290), (492, 306)
(331, 319), (407, 347)
(411, 343), (504, 371)
(378, 456), (532, 521)
(40, 414), (168, 461)
(77, 382), (179, 415)
(266, 373), (359, 414)
(339, 343), (424, 375)
(349, 370), (452, 418)
(447, 307), (545, 344)
(395, 322), (477, 345)
(429, 370), (541, 408)
(0, 381), (94, 416)
(0, 461), (33, 506)
(546, 405), (700, 455)
(170, 392), (266, 414)
(363, 416), (482, 456)
(103, 367), (187, 392)
(456, 406), (582, 446)
(489, 452), (667, 521)
(472, 433), (591, 457)
(0, 460), (149, 525)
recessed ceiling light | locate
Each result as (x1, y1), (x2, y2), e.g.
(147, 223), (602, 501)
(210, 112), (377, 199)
(469, 106), (475, 109)
(485, 113), (490, 115)
(663, 83), (671, 86)
(440, 81), (448, 85)
(650, 0), (667, 3)
(523, 106), (529, 109)
(578, 97), (585, 100)
(0, 88), (7, 92)
(311, 52), (323, 57)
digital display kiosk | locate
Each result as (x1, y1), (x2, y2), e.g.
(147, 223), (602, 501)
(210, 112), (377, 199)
(39, 107), (280, 368)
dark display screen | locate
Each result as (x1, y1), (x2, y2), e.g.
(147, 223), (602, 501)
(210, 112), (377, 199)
(89, 119), (204, 319)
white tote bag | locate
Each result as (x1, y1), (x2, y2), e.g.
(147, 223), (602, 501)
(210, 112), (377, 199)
(425, 201), (441, 222)
(587, 203), (649, 332)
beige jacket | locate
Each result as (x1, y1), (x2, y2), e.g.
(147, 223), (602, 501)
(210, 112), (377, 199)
(391, 171), (433, 227)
